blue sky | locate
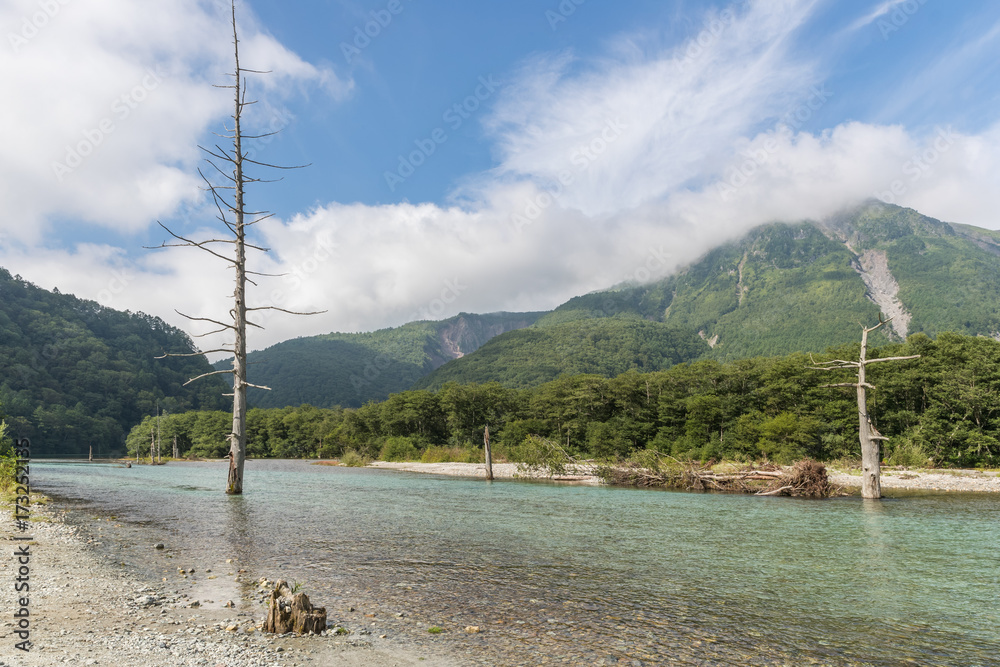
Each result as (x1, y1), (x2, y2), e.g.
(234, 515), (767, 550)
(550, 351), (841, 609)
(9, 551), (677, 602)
(1, 0), (999, 354)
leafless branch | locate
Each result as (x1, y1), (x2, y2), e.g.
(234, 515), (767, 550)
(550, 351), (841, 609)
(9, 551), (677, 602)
(176, 310), (235, 330)
(191, 327), (230, 338)
(149, 222), (237, 265)
(155, 349), (231, 359)
(183, 369), (234, 386)
(242, 156), (311, 170)
(245, 306), (328, 316)
(243, 382), (272, 391)
(864, 355), (922, 365)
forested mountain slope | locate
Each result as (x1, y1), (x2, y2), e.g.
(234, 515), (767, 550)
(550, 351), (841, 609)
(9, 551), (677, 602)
(230, 311), (544, 408)
(413, 318), (710, 390)
(0, 268), (228, 457)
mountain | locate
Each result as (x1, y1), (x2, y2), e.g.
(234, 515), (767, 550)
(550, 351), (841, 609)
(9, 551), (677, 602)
(232, 311), (544, 408)
(0, 268), (228, 457)
(214, 201), (1000, 404)
(412, 318), (710, 390)
(415, 201), (1000, 386)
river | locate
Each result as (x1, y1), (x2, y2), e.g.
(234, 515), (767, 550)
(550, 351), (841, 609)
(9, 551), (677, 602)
(32, 459), (1000, 666)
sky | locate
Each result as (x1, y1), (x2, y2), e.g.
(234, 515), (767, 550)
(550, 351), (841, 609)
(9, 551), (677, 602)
(2, 0), (999, 357)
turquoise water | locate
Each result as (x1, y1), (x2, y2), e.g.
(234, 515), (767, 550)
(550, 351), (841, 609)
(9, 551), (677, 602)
(33, 460), (1000, 665)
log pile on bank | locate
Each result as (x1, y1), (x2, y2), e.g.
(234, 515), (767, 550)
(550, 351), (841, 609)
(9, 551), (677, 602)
(594, 456), (840, 498)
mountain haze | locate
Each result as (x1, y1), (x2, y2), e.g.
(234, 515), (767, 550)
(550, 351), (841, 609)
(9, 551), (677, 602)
(414, 201), (1000, 388)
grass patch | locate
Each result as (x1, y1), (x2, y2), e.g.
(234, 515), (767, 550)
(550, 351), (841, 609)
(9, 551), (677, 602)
(427, 626), (444, 634)
(420, 446), (483, 464)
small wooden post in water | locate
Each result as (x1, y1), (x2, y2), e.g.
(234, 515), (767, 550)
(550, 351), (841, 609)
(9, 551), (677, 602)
(89, 445), (93, 462)
(484, 424), (493, 481)
(173, 436), (179, 459)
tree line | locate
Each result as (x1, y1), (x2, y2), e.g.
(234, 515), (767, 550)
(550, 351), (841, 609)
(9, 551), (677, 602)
(126, 332), (1000, 469)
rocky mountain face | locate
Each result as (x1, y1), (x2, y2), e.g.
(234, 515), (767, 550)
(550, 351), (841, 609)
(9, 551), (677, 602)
(428, 313), (543, 367)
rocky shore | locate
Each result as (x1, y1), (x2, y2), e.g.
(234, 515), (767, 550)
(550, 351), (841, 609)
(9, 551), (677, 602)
(369, 460), (1000, 493)
(0, 501), (461, 667)
(368, 460), (601, 484)
(828, 467), (1000, 493)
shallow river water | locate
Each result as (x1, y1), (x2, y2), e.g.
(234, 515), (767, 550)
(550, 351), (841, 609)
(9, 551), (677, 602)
(32, 460), (1000, 666)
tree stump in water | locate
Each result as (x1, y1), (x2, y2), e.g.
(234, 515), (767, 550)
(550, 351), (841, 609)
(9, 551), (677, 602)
(263, 580), (327, 635)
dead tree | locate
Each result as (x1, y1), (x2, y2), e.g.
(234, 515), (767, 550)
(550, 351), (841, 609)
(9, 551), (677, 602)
(151, 2), (319, 494)
(484, 424), (493, 480)
(809, 317), (919, 499)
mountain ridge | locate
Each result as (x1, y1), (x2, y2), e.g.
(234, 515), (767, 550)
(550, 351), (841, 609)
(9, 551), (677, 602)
(416, 201), (1000, 388)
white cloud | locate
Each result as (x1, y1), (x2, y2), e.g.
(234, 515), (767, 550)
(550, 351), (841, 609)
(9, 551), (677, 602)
(5, 118), (999, 357)
(0, 0), (350, 243)
(2, 0), (999, 359)
(481, 0), (820, 216)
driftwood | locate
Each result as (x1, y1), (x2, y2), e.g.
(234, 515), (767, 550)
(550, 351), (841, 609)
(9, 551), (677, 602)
(263, 580), (327, 635)
(597, 456), (839, 498)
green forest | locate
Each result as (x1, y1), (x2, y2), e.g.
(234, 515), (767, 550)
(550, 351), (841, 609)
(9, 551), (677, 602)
(127, 331), (1000, 469)
(0, 269), (228, 457)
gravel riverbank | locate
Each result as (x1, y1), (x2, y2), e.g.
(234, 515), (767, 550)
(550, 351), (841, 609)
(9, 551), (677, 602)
(827, 467), (1000, 493)
(367, 461), (601, 484)
(1, 501), (461, 667)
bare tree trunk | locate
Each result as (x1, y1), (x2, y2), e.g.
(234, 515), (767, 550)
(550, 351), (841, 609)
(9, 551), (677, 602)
(228, 41), (248, 494)
(810, 317), (920, 500)
(156, 405), (161, 464)
(150, 1), (319, 494)
(484, 424), (493, 481)
(857, 326), (880, 499)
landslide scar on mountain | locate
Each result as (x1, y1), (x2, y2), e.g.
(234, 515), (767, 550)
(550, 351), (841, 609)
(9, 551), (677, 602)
(430, 315), (539, 368)
(852, 248), (912, 339)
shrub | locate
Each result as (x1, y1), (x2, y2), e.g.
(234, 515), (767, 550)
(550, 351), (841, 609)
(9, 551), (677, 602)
(503, 435), (573, 476)
(340, 449), (370, 467)
(885, 439), (932, 468)
(0, 421), (16, 496)
(378, 436), (422, 462)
